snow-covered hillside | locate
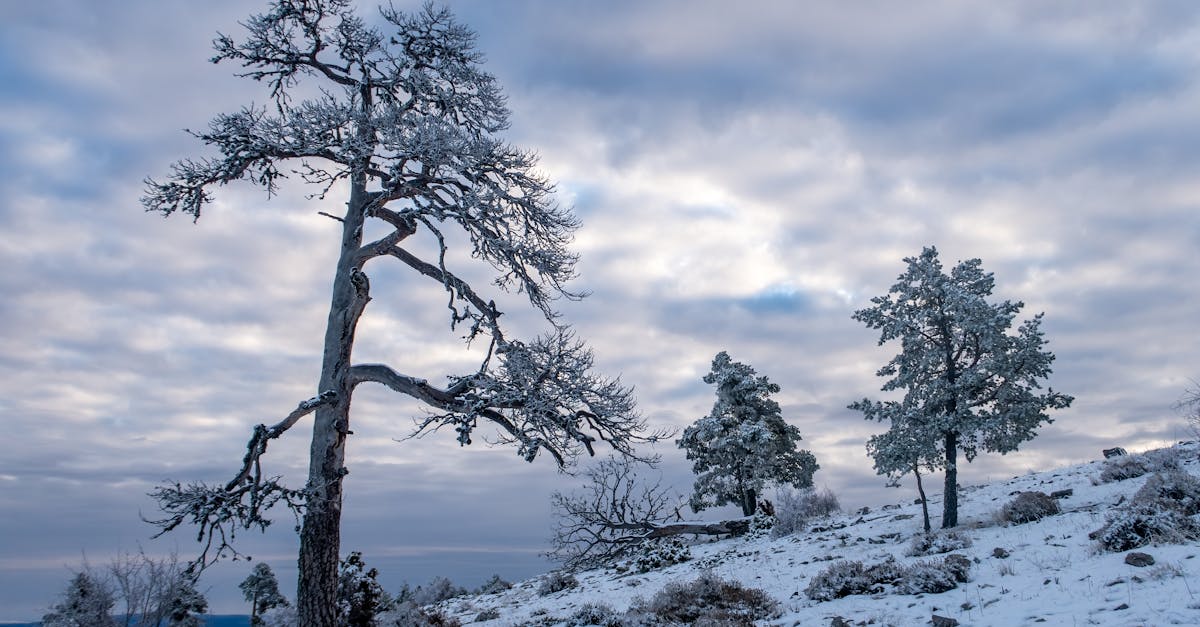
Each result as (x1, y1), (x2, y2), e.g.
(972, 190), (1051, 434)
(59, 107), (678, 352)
(435, 442), (1200, 626)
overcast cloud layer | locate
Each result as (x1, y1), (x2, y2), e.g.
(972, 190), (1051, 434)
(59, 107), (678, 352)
(2, 0), (1199, 619)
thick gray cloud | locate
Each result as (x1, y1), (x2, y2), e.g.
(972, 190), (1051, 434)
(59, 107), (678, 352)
(2, 0), (1199, 619)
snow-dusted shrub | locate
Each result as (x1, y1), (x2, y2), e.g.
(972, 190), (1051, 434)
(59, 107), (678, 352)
(1092, 506), (1196, 552)
(771, 486), (841, 538)
(473, 608), (501, 622)
(896, 560), (958, 594)
(409, 576), (467, 606)
(942, 553), (972, 583)
(804, 561), (874, 601)
(537, 571), (580, 596)
(475, 574), (512, 595)
(630, 571), (779, 626)
(1098, 448), (1180, 483)
(1133, 469), (1200, 514)
(379, 602), (462, 627)
(906, 529), (973, 556)
(745, 510), (775, 540)
(1092, 471), (1200, 551)
(565, 602), (622, 627)
(1099, 456), (1151, 483)
(998, 491), (1060, 525)
(629, 537), (692, 573)
(806, 555), (971, 601)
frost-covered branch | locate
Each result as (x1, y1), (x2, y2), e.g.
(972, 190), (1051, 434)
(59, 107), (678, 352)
(350, 330), (660, 468)
(146, 391), (336, 571)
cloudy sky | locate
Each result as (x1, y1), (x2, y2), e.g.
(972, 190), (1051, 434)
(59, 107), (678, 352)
(3, 0), (1200, 619)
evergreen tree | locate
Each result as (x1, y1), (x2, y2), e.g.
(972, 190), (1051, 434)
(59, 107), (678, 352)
(850, 246), (1073, 528)
(163, 575), (208, 627)
(337, 552), (391, 627)
(41, 572), (117, 627)
(240, 563), (288, 626)
(678, 352), (818, 516)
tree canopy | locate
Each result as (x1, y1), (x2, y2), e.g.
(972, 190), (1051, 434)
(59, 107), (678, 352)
(678, 351), (818, 516)
(850, 246), (1072, 527)
(143, 2), (653, 623)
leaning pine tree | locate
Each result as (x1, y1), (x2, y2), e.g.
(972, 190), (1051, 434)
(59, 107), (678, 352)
(142, 3), (650, 625)
(678, 352), (818, 516)
(849, 246), (1073, 528)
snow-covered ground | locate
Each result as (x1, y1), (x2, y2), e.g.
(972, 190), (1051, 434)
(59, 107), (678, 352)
(435, 442), (1200, 626)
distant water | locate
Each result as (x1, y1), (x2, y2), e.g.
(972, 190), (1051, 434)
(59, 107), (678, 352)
(1, 616), (250, 627)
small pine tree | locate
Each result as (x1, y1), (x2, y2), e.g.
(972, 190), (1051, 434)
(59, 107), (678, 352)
(42, 571), (118, 627)
(164, 575), (208, 627)
(678, 352), (818, 516)
(850, 246), (1073, 528)
(337, 552), (392, 627)
(240, 563), (289, 626)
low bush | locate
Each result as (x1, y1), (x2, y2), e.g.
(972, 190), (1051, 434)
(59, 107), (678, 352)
(804, 561), (873, 601)
(378, 602), (463, 627)
(771, 487), (840, 538)
(806, 555), (972, 601)
(473, 608), (500, 622)
(998, 491), (1060, 525)
(537, 571), (579, 596)
(565, 602), (621, 627)
(1092, 470), (1200, 552)
(896, 560), (958, 595)
(906, 529), (973, 556)
(629, 537), (691, 573)
(408, 576), (466, 606)
(1098, 448), (1180, 483)
(629, 571), (779, 626)
(475, 574), (512, 595)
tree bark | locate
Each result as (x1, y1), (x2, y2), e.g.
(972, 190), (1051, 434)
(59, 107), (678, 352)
(297, 174), (370, 627)
(644, 519), (751, 539)
(941, 431), (958, 528)
(914, 465), (930, 533)
(741, 487), (757, 517)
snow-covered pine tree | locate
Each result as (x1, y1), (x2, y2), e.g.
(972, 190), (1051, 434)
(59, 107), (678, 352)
(678, 352), (818, 516)
(849, 246), (1073, 528)
(240, 563), (289, 627)
(163, 575), (208, 627)
(337, 552), (391, 627)
(41, 571), (117, 627)
(142, 3), (654, 624)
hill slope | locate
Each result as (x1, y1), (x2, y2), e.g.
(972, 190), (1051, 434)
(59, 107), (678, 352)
(436, 442), (1200, 626)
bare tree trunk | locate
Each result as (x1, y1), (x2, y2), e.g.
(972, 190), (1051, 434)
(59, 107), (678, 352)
(941, 431), (958, 528)
(914, 464), (930, 533)
(297, 175), (370, 627)
(741, 487), (757, 517)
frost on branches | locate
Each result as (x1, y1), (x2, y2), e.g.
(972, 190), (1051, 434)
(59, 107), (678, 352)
(678, 352), (818, 516)
(141, 2), (656, 625)
(849, 246), (1073, 528)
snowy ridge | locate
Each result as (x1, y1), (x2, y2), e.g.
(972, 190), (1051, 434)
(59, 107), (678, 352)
(437, 442), (1200, 626)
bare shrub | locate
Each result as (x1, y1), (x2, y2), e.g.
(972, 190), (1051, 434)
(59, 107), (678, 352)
(906, 529), (973, 556)
(998, 491), (1060, 525)
(537, 571), (580, 596)
(771, 487), (841, 538)
(473, 608), (501, 622)
(630, 572), (779, 626)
